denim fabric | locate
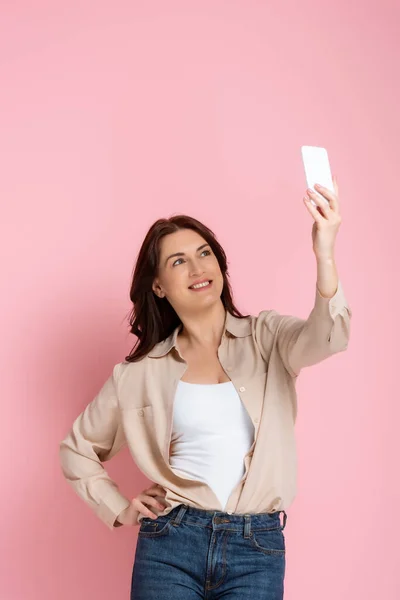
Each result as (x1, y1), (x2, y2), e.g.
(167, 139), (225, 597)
(131, 504), (287, 599)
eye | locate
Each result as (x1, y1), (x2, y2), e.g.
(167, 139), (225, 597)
(172, 249), (212, 267)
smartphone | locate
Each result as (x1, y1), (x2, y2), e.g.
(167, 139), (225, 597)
(301, 146), (333, 206)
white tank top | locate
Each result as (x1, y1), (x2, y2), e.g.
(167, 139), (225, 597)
(169, 380), (255, 511)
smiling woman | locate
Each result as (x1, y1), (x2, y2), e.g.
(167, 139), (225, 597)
(125, 214), (249, 363)
(60, 211), (351, 600)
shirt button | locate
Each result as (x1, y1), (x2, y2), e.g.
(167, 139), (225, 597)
(254, 417), (259, 423)
(227, 511), (233, 514)
(239, 386), (246, 392)
(226, 366), (232, 371)
(138, 409), (144, 417)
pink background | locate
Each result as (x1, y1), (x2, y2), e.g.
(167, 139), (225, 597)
(1, 2), (398, 599)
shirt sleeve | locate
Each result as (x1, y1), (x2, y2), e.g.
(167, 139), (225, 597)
(59, 363), (132, 530)
(255, 279), (352, 377)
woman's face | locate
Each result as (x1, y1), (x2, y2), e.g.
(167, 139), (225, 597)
(152, 229), (224, 313)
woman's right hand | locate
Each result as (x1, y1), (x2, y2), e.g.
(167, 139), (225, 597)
(117, 484), (168, 526)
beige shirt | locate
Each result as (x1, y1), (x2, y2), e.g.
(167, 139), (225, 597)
(59, 279), (352, 531)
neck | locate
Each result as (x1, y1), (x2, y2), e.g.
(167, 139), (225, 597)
(177, 301), (227, 350)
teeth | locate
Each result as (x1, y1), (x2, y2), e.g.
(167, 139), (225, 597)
(190, 281), (210, 289)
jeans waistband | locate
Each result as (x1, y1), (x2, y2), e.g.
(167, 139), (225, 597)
(163, 504), (287, 532)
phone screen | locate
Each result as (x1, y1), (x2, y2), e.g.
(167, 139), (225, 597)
(301, 146), (333, 205)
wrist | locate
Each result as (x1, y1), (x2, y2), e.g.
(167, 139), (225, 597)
(117, 502), (134, 525)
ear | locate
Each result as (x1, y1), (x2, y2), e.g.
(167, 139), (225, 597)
(152, 279), (164, 298)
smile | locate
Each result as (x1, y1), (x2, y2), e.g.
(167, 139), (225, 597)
(189, 280), (213, 291)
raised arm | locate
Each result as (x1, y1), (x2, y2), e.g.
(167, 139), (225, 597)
(255, 177), (352, 377)
(255, 277), (351, 377)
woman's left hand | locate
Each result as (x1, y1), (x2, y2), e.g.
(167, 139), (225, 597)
(303, 176), (342, 259)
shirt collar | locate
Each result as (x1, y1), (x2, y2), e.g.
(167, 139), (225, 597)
(148, 309), (252, 358)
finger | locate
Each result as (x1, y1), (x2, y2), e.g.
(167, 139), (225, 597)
(144, 495), (166, 511)
(139, 492), (166, 511)
(303, 196), (325, 223)
(145, 485), (166, 498)
(314, 182), (339, 213)
(132, 497), (158, 519)
(306, 190), (330, 219)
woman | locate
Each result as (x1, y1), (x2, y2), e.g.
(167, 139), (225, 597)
(59, 179), (351, 599)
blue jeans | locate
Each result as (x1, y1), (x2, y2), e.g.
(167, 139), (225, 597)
(131, 503), (287, 599)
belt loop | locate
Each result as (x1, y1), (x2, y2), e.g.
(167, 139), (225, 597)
(243, 514), (251, 538)
(281, 510), (287, 531)
(171, 504), (187, 527)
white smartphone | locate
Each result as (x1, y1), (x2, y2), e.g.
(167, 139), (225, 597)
(301, 146), (333, 206)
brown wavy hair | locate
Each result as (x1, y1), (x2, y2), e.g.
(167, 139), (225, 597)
(124, 214), (249, 362)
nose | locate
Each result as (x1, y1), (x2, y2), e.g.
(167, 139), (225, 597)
(188, 259), (204, 277)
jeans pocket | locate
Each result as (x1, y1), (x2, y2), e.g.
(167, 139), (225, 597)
(249, 526), (286, 556)
(138, 517), (172, 538)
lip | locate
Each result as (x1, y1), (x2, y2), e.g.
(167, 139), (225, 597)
(188, 279), (213, 290)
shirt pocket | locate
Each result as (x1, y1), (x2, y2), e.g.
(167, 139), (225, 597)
(121, 404), (157, 448)
(119, 404), (159, 470)
(119, 404), (154, 441)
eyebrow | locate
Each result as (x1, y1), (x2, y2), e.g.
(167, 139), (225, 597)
(164, 243), (210, 267)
